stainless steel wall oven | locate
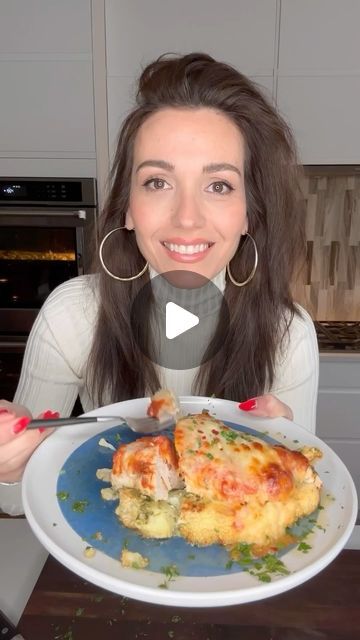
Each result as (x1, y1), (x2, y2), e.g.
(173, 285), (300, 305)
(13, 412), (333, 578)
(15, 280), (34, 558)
(0, 177), (97, 398)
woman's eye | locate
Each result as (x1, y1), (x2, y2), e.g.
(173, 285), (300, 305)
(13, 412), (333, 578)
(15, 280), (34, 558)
(143, 178), (169, 190)
(208, 181), (234, 194)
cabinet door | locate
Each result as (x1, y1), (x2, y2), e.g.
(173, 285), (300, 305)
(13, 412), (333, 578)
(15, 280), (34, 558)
(277, 76), (360, 164)
(0, 61), (95, 155)
(0, 0), (91, 54)
(0, 0), (95, 176)
(317, 357), (360, 514)
(279, 0), (360, 74)
(277, 0), (360, 163)
(106, 0), (277, 77)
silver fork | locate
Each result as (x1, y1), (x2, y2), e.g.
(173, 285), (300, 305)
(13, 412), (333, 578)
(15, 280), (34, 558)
(27, 414), (176, 434)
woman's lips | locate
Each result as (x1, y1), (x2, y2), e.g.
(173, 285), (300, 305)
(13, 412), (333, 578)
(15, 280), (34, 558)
(161, 241), (214, 263)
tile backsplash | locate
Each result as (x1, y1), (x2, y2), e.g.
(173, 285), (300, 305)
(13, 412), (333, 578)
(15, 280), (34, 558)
(292, 166), (360, 320)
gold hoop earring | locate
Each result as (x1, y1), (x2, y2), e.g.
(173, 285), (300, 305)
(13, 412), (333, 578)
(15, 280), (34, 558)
(99, 226), (149, 281)
(226, 233), (258, 287)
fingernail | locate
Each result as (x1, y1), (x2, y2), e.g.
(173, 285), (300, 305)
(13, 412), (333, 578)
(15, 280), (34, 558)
(239, 398), (257, 411)
(13, 417), (31, 434)
(42, 410), (60, 419)
(0, 409), (9, 415)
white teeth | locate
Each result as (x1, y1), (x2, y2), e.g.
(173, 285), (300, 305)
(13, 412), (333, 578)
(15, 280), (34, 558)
(163, 242), (211, 255)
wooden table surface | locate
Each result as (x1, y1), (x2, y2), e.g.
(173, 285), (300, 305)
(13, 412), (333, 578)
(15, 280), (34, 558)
(18, 550), (360, 640)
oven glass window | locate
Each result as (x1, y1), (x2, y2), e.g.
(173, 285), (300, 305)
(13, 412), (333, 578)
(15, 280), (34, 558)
(0, 227), (78, 308)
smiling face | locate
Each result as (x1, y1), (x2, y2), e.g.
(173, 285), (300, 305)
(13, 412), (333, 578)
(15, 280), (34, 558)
(126, 107), (248, 280)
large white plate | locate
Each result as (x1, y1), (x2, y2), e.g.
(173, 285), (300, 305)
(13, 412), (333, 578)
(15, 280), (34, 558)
(22, 396), (358, 607)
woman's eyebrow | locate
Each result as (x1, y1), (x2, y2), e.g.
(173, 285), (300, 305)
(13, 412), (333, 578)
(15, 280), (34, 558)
(203, 162), (242, 177)
(135, 159), (242, 177)
(136, 159), (175, 173)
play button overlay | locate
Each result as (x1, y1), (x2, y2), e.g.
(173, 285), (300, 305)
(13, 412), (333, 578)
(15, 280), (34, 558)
(130, 270), (230, 370)
(166, 302), (199, 339)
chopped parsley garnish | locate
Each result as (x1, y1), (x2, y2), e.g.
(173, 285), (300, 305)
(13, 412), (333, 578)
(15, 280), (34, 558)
(72, 500), (89, 513)
(158, 564), (180, 589)
(204, 452), (214, 460)
(57, 491), (69, 501)
(220, 429), (238, 443)
(54, 627), (74, 640)
(171, 615), (182, 623)
(227, 543), (290, 582)
(248, 554), (290, 582)
(297, 541), (312, 553)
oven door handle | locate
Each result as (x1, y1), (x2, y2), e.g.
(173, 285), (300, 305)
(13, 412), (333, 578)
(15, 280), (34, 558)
(0, 209), (87, 219)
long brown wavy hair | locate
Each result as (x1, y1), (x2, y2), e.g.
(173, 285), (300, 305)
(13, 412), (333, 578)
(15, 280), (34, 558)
(87, 52), (306, 406)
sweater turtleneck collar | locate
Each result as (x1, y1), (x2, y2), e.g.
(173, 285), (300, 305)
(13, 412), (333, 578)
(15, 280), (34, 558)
(148, 265), (226, 318)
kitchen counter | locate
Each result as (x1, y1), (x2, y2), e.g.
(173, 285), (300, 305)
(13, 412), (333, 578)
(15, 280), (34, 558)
(320, 350), (360, 359)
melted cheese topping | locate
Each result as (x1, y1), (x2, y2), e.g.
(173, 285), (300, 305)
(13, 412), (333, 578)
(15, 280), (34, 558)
(174, 413), (311, 504)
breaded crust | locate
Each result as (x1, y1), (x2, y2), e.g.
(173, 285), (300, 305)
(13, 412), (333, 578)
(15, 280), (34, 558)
(178, 483), (320, 546)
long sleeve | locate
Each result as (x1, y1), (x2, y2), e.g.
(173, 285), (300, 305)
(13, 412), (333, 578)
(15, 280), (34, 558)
(270, 305), (319, 433)
(13, 275), (98, 417)
(0, 276), (98, 515)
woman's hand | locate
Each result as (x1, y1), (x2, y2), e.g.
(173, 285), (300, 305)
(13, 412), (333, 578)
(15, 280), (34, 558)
(238, 394), (293, 421)
(0, 400), (58, 483)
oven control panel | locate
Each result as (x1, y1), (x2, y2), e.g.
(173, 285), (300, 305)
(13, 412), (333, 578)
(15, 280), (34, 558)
(0, 180), (82, 203)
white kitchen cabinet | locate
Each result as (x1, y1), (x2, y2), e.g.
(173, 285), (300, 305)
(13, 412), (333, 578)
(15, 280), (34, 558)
(277, 0), (360, 164)
(277, 75), (360, 164)
(0, 61), (95, 155)
(317, 353), (360, 511)
(0, 0), (96, 177)
(279, 0), (360, 74)
(0, 0), (91, 54)
(106, 0), (277, 78)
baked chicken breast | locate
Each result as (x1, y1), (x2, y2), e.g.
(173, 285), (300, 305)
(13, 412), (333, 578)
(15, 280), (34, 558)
(108, 404), (322, 548)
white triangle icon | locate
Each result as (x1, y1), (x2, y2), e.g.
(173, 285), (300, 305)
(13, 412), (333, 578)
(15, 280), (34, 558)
(165, 302), (199, 340)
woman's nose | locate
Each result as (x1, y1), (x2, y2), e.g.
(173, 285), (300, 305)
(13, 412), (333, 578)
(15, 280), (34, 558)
(171, 190), (205, 228)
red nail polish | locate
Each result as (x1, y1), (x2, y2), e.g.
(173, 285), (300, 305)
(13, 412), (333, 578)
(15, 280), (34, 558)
(13, 417), (31, 434)
(38, 427), (46, 434)
(238, 398), (257, 411)
(42, 410), (60, 419)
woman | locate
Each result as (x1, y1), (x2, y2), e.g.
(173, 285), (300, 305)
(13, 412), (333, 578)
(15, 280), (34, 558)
(0, 53), (318, 514)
